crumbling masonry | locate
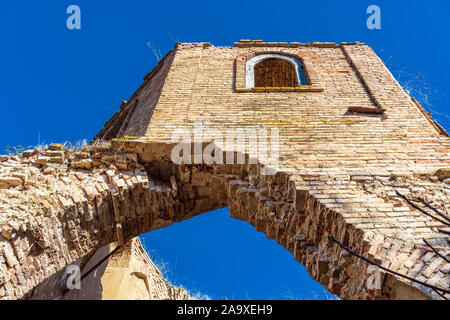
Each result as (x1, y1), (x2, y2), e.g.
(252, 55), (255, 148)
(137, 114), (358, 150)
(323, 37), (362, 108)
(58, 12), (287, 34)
(0, 40), (449, 300)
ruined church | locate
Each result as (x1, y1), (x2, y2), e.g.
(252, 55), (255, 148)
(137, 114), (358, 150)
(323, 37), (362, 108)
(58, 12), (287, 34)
(0, 40), (449, 300)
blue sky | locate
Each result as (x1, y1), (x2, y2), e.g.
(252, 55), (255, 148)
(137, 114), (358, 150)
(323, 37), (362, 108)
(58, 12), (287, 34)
(1, 1), (449, 299)
(143, 208), (333, 300)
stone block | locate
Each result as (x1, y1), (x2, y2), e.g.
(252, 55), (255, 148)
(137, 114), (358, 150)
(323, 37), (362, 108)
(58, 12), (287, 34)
(49, 143), (65, 151)
(71, 160), (93, 170)
(0, 177), (22, 189)
(34, 156), (50, 166)
(435, 168), (450, 181)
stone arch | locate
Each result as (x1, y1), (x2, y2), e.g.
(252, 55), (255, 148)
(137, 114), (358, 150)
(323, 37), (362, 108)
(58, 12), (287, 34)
(0, 141), (447, 300)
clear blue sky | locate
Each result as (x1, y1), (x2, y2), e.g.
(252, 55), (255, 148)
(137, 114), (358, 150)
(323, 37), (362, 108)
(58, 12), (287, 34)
(1, 1), (449, 299)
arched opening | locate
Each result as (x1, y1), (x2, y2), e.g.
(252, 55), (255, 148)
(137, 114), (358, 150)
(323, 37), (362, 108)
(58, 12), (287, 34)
(245, 54), (308, 88)
(142, 207), (335, 299)
(2, 143), (441, 301)
(254, 58), (299, 87)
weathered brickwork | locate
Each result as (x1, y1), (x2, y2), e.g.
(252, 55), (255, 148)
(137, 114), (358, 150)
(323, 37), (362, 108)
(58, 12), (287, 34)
(28, 237), (190, 300)
(0, 143), (225, 300)
(1, 40), (449, 300)
(100, 237), (191, 300)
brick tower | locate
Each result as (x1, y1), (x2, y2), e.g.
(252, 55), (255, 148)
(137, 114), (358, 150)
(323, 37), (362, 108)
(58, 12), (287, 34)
(0, 40), (449, 300)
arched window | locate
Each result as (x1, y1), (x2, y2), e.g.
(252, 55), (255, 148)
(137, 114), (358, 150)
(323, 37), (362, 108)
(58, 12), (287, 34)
(245, 54), (307, 88)
(254, 58), (298, 87)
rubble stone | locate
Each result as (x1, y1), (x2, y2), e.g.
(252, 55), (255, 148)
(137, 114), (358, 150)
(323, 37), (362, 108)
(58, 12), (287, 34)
(0, 177), (22, 189)
(49, 143), (65, 151)
(435, 169), (450, 181)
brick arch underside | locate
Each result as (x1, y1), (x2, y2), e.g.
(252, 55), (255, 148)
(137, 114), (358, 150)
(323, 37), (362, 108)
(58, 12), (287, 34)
(0, 145), (444, 300)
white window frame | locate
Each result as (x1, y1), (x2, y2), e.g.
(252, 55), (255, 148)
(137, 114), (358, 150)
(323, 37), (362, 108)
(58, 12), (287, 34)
(245, 54), (305, 88)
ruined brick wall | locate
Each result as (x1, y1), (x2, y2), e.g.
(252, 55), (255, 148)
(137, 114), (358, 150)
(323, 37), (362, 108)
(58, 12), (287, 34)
(0, 142), (223, 300)
(95, 49), (176, 140)
(1, 40), (449, 300)
(100, 237), (190, 300)
(108, 40), (449, 299)
(28, 237), (190, 300)
(0, 141), (448, 300)
(0, 144), (152, 299)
